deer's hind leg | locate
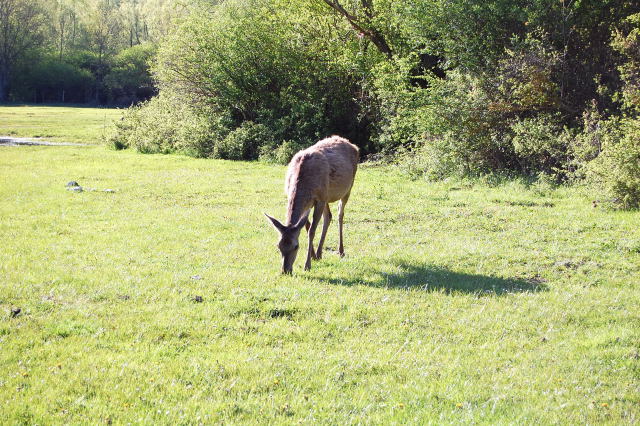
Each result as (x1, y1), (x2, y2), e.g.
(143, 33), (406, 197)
(315, 204), (332, 260)
(338, 191), (350, 258)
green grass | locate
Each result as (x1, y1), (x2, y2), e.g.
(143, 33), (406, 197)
(1, 144), (639, 424)
(0, 105), (122, 144)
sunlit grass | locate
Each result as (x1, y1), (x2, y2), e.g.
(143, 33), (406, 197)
(0, 105), (122, 144)
(0, 144), (639, 424)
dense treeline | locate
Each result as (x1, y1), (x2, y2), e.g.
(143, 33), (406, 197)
(110, 0), (640, 207)
(3, 0), (639, 207)
(0, 0), (186, 104)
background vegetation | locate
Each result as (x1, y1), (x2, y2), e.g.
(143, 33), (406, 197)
(0, 0), (183, 105)
(2, 0), (640, 207)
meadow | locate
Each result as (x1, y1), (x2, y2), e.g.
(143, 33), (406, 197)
(0, 105), (123, 144)
(0, 107), (639, 424)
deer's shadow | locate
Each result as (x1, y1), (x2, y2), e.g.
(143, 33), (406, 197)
(315, 260), (546, 296)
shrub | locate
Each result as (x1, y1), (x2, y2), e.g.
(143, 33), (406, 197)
(510, 114), (571, 176)
(109, 0), (369, 160)
(259, 139), (308, 165)
(390, 142), (454, 181)
(152, 0), (363, 153)
(612, 13), (640, 113)
(374, 34), (565, 179)
(107, 93), (227, 157)
(576, 13), (640, 209)
(11, 53), (95, 103)
(105, 43), (157, 105)
(213, 122), (273, 161)
(586, 118), (640, 209)
(569, 104), (623, 179)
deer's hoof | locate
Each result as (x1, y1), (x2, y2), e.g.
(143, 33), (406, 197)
(339, 251), (345, 258)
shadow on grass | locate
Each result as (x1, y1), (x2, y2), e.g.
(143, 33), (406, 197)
(316, 261), (547, 296)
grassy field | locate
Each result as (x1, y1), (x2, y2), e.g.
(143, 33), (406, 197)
(1, 142), (639, 424)
(0, 105), (122, 144)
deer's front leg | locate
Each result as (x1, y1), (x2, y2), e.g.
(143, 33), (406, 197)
(305, 201), (325, 271)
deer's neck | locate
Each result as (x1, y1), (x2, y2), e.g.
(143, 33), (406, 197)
(285, 186), (313, 226)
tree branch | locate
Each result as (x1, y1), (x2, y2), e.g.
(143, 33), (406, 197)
(321, 0), (393, 58)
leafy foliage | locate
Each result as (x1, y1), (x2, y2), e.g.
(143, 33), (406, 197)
(510, 114), (571, 176)
(586, 118), (640, 209)
(5, 0), (640, 208)
(11, 53), (95, 103)
(107, 92), (226, 157)
(3, 0), (185, 104)
(104, 43), (157, 105)
(214, 122), (274, 161)
(153, 0), (364, 148)
(612, 13), (640, 113)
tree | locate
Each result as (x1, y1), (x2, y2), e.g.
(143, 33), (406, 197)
(83, 0), (123, 102)
(318, 0), (393, 58)
(0, 0), (46, 101)
(49, 0), (82, 59)
(105, 42), (156, 103)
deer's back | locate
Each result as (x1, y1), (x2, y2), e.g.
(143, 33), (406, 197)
(285, 136), (358, 203)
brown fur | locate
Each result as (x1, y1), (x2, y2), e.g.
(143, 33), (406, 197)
(265, 135), (359, 273)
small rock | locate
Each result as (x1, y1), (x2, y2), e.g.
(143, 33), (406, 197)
(67, 186), (83, 192)
(10, 307), (21, 318)
(191, 275), (202, 280)
(103, 189), (116, 193)
(66, 181), (80, 187)
(192, 295), (203, 303)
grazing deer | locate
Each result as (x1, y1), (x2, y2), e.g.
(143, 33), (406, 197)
(265, 136), (359, 274)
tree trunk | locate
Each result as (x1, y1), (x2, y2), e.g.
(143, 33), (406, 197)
(59, 17), (65, 60)
(0, 67), (8, 102)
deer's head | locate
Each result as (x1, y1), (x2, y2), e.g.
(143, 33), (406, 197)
(265, 213), (308, 274)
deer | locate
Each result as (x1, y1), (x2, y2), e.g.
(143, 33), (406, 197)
(265, 135), (359, 274)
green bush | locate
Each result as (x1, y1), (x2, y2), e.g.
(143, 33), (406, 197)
(510, 114), (570, 176)
(11, 53), (95, 103)
(569, 104), (623, 179)
(108, 94), (285, 160)
(213, 122), (273, 161)
(105, 43), (157, 105)
(390, 143), (454, 181)
(612, 13), (640, 113)
(150, 0), (362, 154)
(586, 118), (640, 209)
(379, 68), (517, 178)
(104, 0), (639, 187)
(576, 13), (640, 209)
(109, 0), (369, 160)
(372, 34), (565, 179)
(107, 93), (227, 157)
(259, 139), (308, 165)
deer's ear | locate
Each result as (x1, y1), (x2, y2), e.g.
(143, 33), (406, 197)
(292, 212), (309, 231)
(264, 213), (286, 233)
